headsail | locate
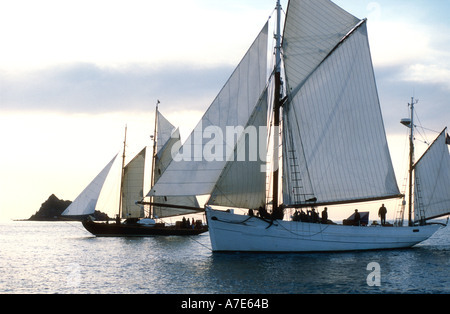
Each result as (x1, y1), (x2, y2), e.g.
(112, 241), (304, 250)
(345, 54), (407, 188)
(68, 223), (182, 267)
(151, 126), (200, 218)
(282, 4), (401, 207)
(157, 109), (177, 154)
(147, 109), (200, 218)
(149, 23), (269, 198)
(62, 155), (118, 216)
(208, 88), (268, 209)
(414, 129), (450, 221)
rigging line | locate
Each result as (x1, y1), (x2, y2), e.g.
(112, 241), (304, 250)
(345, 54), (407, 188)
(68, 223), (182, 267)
(187, 235), (212, 252)
(62, 220), (92, 234)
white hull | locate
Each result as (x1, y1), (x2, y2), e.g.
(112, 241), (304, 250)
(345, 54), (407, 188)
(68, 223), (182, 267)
(205, 207), (441, 252)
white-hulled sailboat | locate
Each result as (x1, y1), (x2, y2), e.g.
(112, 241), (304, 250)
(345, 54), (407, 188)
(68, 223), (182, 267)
(149, 0), (449, 251)
(62, 105), (207, 237)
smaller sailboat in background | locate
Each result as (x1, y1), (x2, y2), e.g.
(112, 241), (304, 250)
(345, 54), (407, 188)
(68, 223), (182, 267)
(62, 103), (208, 236)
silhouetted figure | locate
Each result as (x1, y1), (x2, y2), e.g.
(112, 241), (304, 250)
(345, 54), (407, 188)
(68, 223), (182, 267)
(354, 209), (361, 226)
(378, 204), (387, 225)
(321, 207), (328, 224)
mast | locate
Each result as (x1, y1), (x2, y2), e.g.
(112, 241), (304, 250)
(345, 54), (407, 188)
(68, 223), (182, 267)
(150, 100), (160, 218)
(408, 97), (417, 226)
(119, 125), (127, 219)
(272, 0), (283, 220)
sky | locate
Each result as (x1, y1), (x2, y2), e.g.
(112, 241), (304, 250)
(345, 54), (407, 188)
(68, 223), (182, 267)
(1, 0), (449, 221)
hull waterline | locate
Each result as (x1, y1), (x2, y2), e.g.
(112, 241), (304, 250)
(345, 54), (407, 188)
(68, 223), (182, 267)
(206, 208), (441, 253)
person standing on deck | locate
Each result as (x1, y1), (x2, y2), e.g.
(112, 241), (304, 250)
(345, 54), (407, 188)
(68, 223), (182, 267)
(378, 204), (387, 225)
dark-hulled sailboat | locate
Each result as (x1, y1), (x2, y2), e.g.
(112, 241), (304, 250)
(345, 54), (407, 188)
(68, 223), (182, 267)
(62, 105), (207, 237)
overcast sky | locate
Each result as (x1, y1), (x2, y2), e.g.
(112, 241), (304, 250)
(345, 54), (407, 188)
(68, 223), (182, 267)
(1, 0), (449, 221)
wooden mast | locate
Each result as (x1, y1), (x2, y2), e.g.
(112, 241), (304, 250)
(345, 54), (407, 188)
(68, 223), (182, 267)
(272, 0), (283, 220)
(118, 125), (127, 219)
(150, 100), (160, 218)
(408, 97), (417, 226)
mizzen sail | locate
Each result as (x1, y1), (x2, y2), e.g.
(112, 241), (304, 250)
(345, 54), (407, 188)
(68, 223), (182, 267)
(414, 129), (450, 221)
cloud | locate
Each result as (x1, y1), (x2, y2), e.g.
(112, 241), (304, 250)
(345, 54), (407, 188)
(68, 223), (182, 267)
(375, 65), (450, 136)
(0, 63), (233, 114)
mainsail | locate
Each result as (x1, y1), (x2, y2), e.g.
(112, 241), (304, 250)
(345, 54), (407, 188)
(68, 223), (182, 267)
(282, 0), (401, 207)
(121, 148), (146, 219)
(149, 23), (269, 199)
(414, 129), (450, 221)
(62, 155), (118, 216)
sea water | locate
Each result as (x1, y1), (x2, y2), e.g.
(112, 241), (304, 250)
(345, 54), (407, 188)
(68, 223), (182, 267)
(0, 221), (448, 294)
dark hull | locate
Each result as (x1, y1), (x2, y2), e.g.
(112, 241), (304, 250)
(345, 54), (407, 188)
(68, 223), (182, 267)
(82, 221), (208, 237)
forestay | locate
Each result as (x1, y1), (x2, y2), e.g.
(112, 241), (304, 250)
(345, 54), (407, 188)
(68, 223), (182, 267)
(414, 129), (450, 221)
(62, 155), (118, 216)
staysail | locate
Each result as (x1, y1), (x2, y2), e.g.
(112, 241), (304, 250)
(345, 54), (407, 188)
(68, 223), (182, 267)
(208, 88), (268, 209)
(151, 127), (200, 218)
(282, 2), (400, 207)
(149, 23), (269, 198)
(149, 109), (200, 218)
(62, 155), (118, 216)
(414, 129), (450, 221)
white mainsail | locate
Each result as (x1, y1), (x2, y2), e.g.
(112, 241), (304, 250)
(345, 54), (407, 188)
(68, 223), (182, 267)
(121, 148), (146, 219)
(282, 21), (401, 207)
(149, 23), (269, 198)
(414, 129), (450, 221)
(62, 155), (118, 216)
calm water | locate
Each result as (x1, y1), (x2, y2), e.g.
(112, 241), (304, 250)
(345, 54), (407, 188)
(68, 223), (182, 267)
(0, 221), (448, 294)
